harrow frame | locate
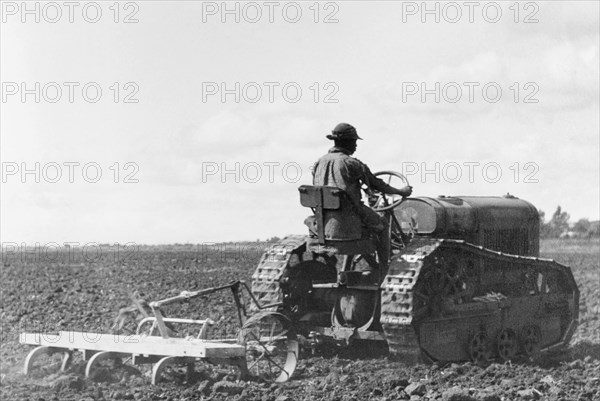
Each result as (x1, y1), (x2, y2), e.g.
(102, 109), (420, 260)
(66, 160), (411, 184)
(20, 280), (299, 384)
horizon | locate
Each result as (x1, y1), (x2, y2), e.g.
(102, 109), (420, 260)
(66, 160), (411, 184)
(2, 210), (599, 249)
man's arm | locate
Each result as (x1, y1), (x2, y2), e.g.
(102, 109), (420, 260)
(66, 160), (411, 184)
(354, 159), (413, 196)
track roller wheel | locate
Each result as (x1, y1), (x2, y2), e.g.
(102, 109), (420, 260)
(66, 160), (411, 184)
(468, 331), (491, 365)
(240, 312), (298, 382)
(496, 329), (518, 362)
(24, 346), (72, 377)
(521, 325), (541, 358)
(85, 351), (123, 382)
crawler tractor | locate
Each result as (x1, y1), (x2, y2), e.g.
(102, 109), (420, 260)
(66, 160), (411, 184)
(251, 171), (579, 368)
(20, 171), (579, 383)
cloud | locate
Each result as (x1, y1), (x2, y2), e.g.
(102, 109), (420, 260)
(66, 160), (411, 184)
(140, 108), (325, 186)
(505, 1), (600, 41)
(373, 35), (598, 120)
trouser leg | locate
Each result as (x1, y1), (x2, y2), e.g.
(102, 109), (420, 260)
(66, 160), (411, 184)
(359, 205), (390, 272)
(378, 217), (390, 275)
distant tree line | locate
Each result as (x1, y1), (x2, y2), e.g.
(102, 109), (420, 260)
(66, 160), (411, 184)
(539, 206), (600, 238)
(261, 210), (599, 241)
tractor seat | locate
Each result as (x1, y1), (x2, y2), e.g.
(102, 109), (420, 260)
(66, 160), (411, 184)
(299, 185), (377, 257)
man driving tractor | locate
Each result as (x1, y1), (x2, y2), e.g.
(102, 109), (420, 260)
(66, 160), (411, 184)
(310, 122), (413, 270)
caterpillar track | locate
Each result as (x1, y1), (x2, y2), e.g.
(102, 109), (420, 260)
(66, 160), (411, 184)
(380, 238), (440, 361)
(250, 235), (306, 311)
(381, 238), (579, 362)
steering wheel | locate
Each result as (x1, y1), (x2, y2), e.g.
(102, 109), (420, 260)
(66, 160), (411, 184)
(365, 171), (410, 212)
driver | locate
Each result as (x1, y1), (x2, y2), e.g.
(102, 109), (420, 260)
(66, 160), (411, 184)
(312, 122), (413, 268)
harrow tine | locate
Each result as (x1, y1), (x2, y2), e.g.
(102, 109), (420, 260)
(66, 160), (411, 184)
(24, 346), (48, 375)
(85, 351), (122, 381)
(151, 356), (193, 385)
(61, 351), (73, 372)
(197, 319), (214, 340)
(23, 346), (72, 375)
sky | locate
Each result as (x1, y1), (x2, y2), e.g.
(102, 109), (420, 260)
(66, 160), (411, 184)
(1, 0), (599, 245)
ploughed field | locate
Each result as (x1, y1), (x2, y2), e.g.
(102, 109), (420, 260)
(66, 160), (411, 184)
(1, 239), (599, 401)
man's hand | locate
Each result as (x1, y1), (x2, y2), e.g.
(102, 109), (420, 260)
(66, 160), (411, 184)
(394, 185), (413, 197)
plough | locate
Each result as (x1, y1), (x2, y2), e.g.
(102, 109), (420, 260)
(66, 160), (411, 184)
(20, 281), (299, 384)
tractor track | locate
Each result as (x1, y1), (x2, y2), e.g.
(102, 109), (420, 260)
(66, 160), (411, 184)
(381, 239), (579, 361)
(250, 235), (307, 311)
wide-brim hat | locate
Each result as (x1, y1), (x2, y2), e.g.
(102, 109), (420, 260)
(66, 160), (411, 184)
(326, 122), (363, 140)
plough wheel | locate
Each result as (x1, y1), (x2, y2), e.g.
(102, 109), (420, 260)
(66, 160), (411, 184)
(240, 312), (298, 382)
(152, 356), (195, 385)
(85, 351), (123, 381)
(24, 346), (72, 376)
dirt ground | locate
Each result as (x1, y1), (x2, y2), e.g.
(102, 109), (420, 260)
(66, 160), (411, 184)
(1, 239), (598, 401)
